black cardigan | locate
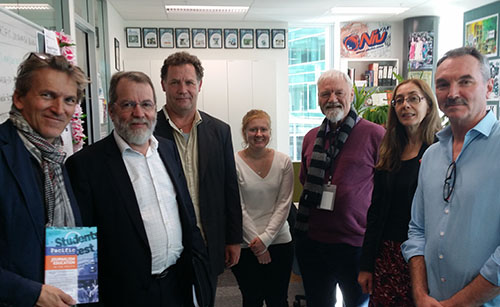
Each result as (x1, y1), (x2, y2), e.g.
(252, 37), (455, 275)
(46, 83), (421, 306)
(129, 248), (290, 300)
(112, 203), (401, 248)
(359, 144), (428, 272)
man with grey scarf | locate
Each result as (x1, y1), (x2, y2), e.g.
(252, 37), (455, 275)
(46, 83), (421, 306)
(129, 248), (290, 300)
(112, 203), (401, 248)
(295, 69), (384, 307)
(0, 52), (88, 307)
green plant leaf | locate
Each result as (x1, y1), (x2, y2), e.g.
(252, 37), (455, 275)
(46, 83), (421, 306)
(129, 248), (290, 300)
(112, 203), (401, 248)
(352, 83), (380, 117)
(361, 105), (389, 124)
(392, 71), (404, 83)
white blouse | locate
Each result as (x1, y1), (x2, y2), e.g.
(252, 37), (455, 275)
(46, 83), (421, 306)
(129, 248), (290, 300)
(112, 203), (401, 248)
(235, 150), (294, 248)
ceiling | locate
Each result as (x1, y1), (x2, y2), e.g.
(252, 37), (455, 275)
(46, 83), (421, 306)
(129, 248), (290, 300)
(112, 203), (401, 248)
(107, 0), (498, 23)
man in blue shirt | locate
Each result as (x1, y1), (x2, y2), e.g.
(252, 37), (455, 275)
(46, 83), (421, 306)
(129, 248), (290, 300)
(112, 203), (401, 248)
(402, 47), (500, 306)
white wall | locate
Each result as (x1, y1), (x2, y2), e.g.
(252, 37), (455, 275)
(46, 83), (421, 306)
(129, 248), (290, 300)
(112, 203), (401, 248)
(105, 2), (125, 76)
(105, 3), (289, 153)
(437, 8), (464, 60)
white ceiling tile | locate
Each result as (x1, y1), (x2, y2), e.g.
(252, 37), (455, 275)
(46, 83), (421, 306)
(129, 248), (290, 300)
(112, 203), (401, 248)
(107, 0), (499, 22)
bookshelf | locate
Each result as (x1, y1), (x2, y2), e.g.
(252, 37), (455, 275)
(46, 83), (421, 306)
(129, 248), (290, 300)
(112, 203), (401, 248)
(340, 58), (399, 90)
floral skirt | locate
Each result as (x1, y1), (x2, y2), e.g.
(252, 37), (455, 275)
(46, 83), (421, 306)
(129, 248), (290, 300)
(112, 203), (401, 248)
(369, 240), (415, 307)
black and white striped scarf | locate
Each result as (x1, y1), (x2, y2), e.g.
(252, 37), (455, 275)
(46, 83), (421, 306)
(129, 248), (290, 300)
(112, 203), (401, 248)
(295, 107), (357, 234)
(10, 108), (75, 227)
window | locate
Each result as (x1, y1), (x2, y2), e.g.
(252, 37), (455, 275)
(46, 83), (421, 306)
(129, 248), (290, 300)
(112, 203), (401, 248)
(288, 27), (327, 161)
(2, 0), (63, 31)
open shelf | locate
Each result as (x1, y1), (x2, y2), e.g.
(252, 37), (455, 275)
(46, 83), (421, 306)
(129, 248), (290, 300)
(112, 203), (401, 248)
(341, 58), (399, 88)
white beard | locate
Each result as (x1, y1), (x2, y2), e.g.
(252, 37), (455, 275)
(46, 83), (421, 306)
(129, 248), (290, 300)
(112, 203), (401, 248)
(325, 108), (345, 124)
(113, 117), (157, 146)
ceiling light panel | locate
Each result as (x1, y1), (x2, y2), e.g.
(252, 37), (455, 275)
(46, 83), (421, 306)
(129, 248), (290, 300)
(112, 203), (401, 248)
(165, 5), (248, 14)
(0, 3), (53, 10)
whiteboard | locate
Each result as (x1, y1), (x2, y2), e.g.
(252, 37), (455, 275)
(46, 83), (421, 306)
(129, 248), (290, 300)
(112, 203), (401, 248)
(0, 8), (42, 123)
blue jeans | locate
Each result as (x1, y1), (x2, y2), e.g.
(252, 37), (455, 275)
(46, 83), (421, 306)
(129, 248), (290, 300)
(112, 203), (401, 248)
(295, 235), (368, 307)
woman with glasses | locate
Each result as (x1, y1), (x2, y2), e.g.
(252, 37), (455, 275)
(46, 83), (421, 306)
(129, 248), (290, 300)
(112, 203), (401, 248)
(358, 79), (441, 306)
(231, 109), (294, 307)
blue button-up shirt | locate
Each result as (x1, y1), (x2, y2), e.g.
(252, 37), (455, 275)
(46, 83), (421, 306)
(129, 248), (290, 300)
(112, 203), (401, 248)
(402, 111), (500, 305)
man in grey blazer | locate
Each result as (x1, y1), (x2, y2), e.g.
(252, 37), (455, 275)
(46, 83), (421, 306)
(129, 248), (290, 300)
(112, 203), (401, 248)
(154, 52), (242, 287)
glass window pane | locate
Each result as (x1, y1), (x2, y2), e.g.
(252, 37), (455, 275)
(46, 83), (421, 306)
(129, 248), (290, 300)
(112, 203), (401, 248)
(2, 0), (63, 30)
(295, 136), (304, 161)
(308, 84), (317, 110)
(288, 27), (327, 161)
(74, 0), (89, 22)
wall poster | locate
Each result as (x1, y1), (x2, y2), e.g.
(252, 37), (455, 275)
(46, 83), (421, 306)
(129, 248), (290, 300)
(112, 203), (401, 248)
(465, 14), (498, 57)
(408, 31), (434, 70)
(340, 22), (391, 58)
(490, 59), (500, 99)
(408, 70), (433, 88)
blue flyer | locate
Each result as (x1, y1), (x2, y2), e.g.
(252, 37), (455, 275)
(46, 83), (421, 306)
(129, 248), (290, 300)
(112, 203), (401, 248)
(45, 227), (98, 304)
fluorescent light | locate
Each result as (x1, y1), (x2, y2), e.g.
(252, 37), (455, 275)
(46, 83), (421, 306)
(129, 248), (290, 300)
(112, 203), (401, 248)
(330, 7), (409, 15)
(0, 3), (53, 10)
(165, 5), (248, 14)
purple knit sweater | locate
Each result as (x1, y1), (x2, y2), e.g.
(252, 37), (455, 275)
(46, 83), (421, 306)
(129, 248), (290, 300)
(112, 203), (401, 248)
(300, 118), (385, 247)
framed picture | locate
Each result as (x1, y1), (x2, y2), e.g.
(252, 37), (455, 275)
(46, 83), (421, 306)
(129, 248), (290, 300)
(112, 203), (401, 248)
(159, 28), (174, 48)
(256, 29), (270, 49)
(408, 31), (434, 70)
(489, 59), (500, 99)
(114, 38), (120, 71)
(176, 28), (190, 48)
(487, 100), (499, 119)
(142, 28), (158, 48)
(192, 29), (207, 48)
(224, 29), (238, 49)
(271, 29), (286, 49)
(465, 13), (498, 57)
(240, 29), (254, 49)
(126, 27), (141, 48)
(407, 70), (433, 88)
(208, 29), (222, 49)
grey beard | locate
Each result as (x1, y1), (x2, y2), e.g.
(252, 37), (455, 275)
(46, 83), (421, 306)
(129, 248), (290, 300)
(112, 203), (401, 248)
(326, 109), (344, 124)
(113, 117), (157, 146)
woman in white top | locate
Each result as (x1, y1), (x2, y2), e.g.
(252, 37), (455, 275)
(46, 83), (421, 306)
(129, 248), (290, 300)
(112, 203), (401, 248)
(231, 109), (294, 307)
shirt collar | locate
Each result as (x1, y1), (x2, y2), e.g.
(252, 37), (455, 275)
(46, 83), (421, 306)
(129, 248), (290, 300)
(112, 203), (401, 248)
(162, 106), (202, 132)
(437, 110), (497, 142)
(113, 130), (158, 155)
(472, 109), (497, 137)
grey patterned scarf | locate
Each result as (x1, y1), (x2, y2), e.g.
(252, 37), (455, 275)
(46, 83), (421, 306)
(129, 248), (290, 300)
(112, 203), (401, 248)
(10, 108), (75, 227)
(295, 107), (357, 234)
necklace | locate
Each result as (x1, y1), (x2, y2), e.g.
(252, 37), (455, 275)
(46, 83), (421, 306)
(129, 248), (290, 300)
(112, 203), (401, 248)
(242, 148), (272, 177)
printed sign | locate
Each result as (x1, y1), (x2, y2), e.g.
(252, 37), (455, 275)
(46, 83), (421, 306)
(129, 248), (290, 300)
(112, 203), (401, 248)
(341, 22), (391, 58)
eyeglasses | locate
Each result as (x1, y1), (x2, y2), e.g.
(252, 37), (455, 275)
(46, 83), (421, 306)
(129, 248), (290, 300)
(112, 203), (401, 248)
(117, 101), (155, 111)
(443, 161), (456, 203)
(391, 94), (425, 107)
(28, 52), (54, 61)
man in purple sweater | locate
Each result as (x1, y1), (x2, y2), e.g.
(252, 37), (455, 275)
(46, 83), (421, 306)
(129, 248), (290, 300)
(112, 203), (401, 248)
(295, 69), (385, 307)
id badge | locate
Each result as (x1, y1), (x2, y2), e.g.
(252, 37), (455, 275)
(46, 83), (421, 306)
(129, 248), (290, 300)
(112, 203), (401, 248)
(319, 184), (336, 211)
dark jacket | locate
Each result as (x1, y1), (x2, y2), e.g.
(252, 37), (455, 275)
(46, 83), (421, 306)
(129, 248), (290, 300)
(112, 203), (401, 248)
(66, 133), (213, 306)
(155, 110), (242, 275)
(0, 119), (81, 306)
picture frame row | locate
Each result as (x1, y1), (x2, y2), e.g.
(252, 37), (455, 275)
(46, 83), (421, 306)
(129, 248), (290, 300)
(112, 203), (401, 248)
(125, 27), (286, 49)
